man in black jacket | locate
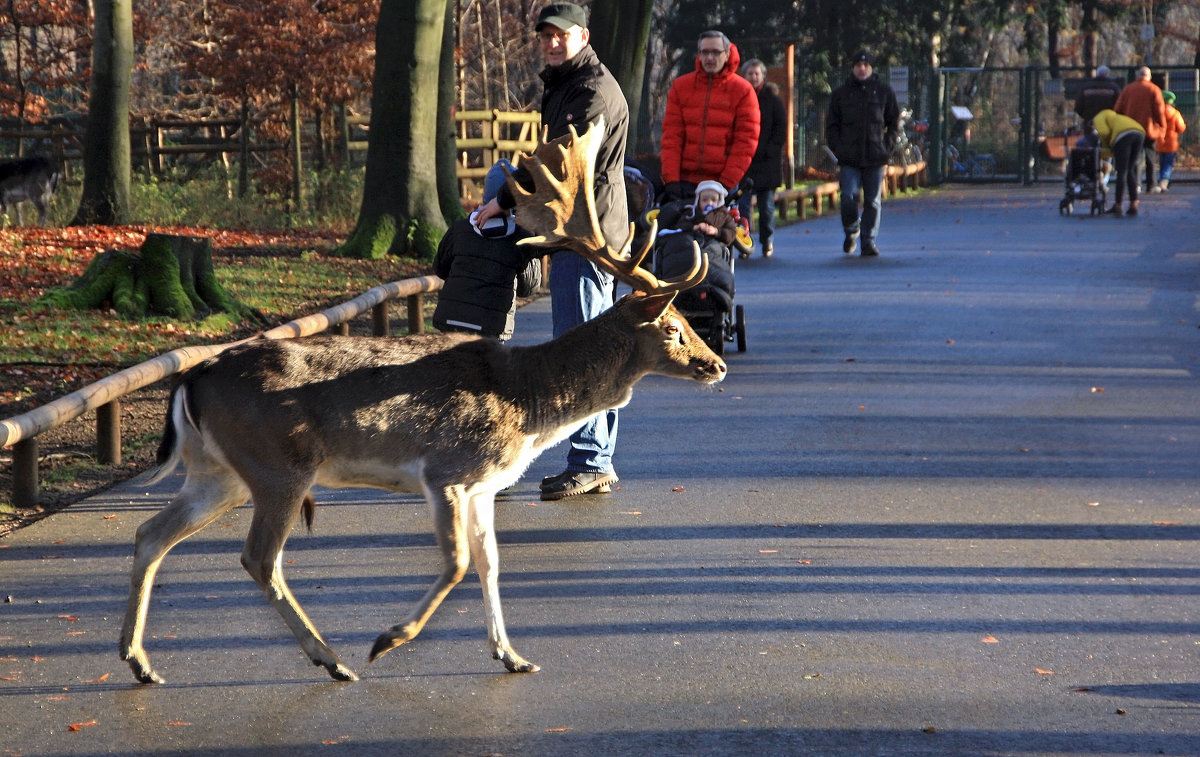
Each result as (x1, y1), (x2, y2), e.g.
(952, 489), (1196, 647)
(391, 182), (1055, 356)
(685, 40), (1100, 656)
(473, 2), (629, 501)
(1074, 65), (1122, 127)
(827, 50), (900, 257)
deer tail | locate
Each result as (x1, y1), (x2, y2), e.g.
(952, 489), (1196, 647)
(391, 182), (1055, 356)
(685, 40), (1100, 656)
(302, 494), (316, 532)
(145, 382), (194, 485)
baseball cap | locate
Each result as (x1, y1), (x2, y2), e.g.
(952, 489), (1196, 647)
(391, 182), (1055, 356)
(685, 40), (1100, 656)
(1163, 90), (1177, 104)
(535, 3), (586, 32)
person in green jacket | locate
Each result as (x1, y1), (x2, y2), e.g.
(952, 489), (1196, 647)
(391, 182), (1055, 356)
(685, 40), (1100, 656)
(1092, 109), (1145, 217)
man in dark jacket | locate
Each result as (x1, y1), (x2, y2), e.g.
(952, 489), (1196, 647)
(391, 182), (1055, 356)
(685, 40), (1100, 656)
(738, 58), (786, 257)
(473, 2), (629, 501)
(1074, 65), (1122, 126)
(827, 50), (900, 257)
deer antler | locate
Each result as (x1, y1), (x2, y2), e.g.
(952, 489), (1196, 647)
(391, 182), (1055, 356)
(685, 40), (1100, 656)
(505, 117), (707, 295)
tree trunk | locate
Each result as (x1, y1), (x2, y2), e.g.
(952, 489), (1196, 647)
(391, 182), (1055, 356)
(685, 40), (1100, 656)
(335, 0), (448, 261)
(588, 0), (654, 154)
(72, 0), (133, 225)
(437, 0), (466, 222)
(38, 234), (264, 323)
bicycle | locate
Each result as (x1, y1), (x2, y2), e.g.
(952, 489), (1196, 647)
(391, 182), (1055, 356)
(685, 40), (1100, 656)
(891, 108), (925, 166)
(945, 143), (997, 178)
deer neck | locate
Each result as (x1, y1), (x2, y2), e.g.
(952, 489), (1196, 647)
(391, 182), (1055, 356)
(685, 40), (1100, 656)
(510, 317), (643, 434)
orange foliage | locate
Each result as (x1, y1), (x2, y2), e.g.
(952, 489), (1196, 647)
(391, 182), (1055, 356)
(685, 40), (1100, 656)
(184, 1), (377, 114)
(0, 0), (91, 121)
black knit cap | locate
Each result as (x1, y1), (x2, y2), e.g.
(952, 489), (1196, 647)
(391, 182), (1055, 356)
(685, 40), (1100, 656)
(535, 3), (587, 31)
(852, 49), (873, 65)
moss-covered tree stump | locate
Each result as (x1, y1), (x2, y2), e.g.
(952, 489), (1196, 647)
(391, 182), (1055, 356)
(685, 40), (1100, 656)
(39, 233), (265, 323)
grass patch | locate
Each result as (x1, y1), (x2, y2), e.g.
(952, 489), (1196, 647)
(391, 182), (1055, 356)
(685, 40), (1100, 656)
(1, 170), (431, 413)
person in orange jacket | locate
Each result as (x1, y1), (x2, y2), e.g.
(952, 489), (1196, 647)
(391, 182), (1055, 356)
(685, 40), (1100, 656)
(660, 31), (760, 201)
(1114, 66), (1166, 192)
(1153, 90), (1187, 192)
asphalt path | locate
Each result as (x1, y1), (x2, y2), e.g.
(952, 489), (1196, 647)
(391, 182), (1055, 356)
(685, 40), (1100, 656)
(2, 184), (1198, 756)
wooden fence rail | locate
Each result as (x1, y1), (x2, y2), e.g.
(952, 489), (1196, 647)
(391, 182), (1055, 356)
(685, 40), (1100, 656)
(2, 274), (443, 509)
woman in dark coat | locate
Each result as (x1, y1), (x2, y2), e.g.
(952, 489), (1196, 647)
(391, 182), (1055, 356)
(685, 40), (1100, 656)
(738, 58), (787, 257)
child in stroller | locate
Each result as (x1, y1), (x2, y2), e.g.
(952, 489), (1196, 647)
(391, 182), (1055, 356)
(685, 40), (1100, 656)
(649, 180), (748, 354)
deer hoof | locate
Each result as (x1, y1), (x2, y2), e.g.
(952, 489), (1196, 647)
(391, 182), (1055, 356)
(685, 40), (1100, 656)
(323, 661), (359, 682)
(128, 660), (165, 685)
(367, 630), (408, 663)
(497, 650), (540, 674)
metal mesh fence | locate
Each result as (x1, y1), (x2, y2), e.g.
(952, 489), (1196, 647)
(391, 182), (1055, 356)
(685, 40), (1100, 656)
(794, 65), (1200, 185)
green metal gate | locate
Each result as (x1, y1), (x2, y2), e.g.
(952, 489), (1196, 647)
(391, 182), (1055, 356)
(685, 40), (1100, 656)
(930, 66), (1199, 185)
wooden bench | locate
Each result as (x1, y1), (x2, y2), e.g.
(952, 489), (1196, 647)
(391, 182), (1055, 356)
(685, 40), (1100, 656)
(771, 161), (926, 223)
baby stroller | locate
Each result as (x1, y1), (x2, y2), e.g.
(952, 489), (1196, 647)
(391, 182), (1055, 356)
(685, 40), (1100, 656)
(648, 186), (749, 356)
(1059, 134), (1107, 216)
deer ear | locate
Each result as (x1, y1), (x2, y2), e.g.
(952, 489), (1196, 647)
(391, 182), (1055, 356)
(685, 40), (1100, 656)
(632, 291), (678, 322)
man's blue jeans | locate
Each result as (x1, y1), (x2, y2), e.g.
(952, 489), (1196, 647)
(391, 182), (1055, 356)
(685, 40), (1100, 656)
(548, 250), (617, 474)
(839, 164), (885, 244)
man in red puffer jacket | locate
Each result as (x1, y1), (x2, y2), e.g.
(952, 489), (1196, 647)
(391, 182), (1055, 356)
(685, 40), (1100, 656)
(660, 31), (760, 201)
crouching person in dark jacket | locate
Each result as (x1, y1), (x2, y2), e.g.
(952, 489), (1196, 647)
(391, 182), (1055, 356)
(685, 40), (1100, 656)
(434, 160), (543, 341)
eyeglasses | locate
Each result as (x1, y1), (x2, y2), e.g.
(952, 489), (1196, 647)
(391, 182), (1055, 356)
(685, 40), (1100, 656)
(699, 48), (726, 57)
(538, 29), (575, 44)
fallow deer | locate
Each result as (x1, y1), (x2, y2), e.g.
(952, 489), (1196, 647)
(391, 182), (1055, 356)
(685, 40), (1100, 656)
(119, 119), (727, 684)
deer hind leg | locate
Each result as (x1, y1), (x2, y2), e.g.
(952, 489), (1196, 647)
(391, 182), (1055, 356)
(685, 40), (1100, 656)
(240, 483), (358, 682)
(120, 465), (250, 684)
(32, 195), (48, 225)
(368, 484), (472, 665)
(465, 489), (538, 673)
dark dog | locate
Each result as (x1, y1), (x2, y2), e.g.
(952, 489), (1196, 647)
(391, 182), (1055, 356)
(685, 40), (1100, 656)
(0, 155), (61, 225)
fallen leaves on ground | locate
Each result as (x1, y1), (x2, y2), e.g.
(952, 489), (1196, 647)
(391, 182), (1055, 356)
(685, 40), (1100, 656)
(1, 225), (344, 299)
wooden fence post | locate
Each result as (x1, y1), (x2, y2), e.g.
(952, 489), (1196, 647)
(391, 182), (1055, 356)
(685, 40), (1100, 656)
(97, 401), (122, 465)
(239, 100), (250, 198)
(289, 85), (303, 213)
(407, 294), (424, 334)
(373, 302), (390, 336)
(12, 438), (38, 509)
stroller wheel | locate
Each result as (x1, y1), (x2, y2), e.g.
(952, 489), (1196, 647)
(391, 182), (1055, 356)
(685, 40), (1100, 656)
(735, 305), (747, 352)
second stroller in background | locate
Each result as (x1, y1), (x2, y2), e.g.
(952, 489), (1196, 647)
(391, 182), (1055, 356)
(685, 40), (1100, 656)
(1059, 129), (1108, 217)
(649, 180), (749, 355)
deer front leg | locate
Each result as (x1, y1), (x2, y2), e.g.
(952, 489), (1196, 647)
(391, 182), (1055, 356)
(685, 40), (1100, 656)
(368, 487), (470, 664)
(242, 496), (357, 682)
(120, 471), (249, 683)
(465, 490), (539, 673)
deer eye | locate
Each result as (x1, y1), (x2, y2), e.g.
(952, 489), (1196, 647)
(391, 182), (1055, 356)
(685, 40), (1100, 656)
(665, 324), (680, 337)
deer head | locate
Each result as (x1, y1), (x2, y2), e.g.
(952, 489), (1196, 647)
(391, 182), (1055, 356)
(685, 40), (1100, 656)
(503, 117), (708, 296)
